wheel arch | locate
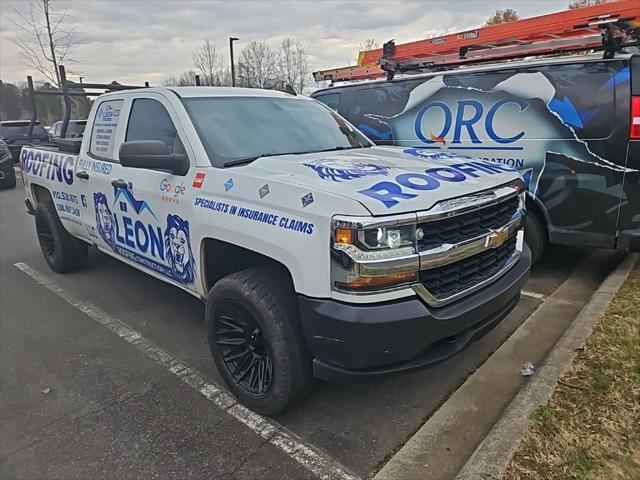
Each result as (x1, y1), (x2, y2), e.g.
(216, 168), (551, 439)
(525, 192), (549, 241)
(30, 183), (53, 204)
(199, 237), (296, 294)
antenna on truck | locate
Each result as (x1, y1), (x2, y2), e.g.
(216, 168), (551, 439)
(26, 65), (150, 144)
(313, 0), (640, 83)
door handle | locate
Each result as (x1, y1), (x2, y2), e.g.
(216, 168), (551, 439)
(111, 179), (128, 189)
(76, 171), (89, 180)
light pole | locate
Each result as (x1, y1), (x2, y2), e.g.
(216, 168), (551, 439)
(229, 37), (239, 87)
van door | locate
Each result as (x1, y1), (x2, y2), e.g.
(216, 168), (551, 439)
(88, 94), (199, 292)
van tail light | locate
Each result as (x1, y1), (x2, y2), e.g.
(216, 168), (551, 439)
(631, 96), (640, 140)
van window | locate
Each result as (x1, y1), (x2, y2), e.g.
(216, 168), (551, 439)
(89, 99), (124, 160)
(314, 93), (341, 111)
(125, 99), (185, 156)
(524, 62), (615, 140)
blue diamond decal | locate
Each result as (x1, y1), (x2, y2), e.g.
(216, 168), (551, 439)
(224, 178), (234, 191)
(301, 192), (314, 208)
(259, 184), (270, 199)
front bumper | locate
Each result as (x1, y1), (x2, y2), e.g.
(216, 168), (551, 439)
(299, 245), (531, 381)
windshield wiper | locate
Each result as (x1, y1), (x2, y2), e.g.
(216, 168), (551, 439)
(223, 151), (321, 168)
(310, 145), (371, 154)
(222, 145), (371, 168)
(223, 157), (260, 168)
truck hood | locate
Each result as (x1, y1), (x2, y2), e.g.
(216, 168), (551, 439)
(244, 146), (521, 215)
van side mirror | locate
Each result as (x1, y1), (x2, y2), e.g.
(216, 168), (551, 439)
(119, 140), (188, 175)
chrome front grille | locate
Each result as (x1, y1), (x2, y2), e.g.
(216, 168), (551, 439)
(418, 235), (517, 300)
(413, 186), (525, 307)
(418, 196), (519, 251)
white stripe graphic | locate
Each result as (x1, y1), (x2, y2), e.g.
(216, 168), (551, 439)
(14, 262), (360, 480)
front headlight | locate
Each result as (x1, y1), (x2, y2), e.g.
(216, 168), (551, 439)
(331, 217), (420, 292)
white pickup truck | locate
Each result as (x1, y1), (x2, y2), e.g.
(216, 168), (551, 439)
(20, 87), (530, 414)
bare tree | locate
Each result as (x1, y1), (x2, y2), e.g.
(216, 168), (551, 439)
(358, 38), (379, 52)
(237, 41), (278, 89)
(276, 38), (311, 94)
(193, 39), (225, 86)
(568, 0), (608, 8)
(356, 38), (379, 63)
(8, 0), (78, 87)
(484, 9), (520, 26)
(162, 70), (199, 87)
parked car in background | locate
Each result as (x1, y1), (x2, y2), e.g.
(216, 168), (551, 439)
(0, 121), (49, 161)
(0, 140), (16, 189)
(48, 119), (87, 142)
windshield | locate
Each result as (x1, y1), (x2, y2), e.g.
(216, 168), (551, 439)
(0, 123), (48, 139)
(182, 96), (372, 167)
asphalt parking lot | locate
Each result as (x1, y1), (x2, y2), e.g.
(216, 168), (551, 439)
(0, 180), (621, 480)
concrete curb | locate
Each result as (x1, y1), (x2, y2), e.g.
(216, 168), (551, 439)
(372, 250), (620, 480)
(455, 252), (638, 480)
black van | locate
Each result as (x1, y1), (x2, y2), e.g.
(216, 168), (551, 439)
(312, 54), (640, 264)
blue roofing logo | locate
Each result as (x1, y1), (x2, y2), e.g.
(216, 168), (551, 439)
(113, 185), (158, 220)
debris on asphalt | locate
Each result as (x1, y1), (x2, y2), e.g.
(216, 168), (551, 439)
(41, 387), (51, 394)
(520, 362), (535, 377)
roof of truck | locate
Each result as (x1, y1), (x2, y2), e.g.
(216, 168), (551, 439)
(99, 86), (301, 99)
(170, 87), (298, 98)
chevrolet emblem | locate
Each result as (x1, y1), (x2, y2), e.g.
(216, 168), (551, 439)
(486, 229), (509, 248)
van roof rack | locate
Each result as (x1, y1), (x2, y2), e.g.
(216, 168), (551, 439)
(25, 64), (149, 142)
(313, 0), (640, 84)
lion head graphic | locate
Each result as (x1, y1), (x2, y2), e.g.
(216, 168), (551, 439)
(164, 214), (196, 285)
(303, 159), (390, 182)
(94, 192), (115, 248)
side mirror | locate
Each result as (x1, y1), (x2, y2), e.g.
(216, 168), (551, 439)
(119, 140), (188, 175)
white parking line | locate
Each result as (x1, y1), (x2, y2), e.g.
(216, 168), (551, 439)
(14, 262), (360, 480)
(520, 290), (547, 301)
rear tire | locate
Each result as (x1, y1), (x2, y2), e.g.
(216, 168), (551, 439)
(205, 267), (312, 415)
(35, 200), (88, 273)
(524, 209), (546, 266)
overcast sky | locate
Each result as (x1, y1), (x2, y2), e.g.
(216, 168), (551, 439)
(1, 0), (571, 86)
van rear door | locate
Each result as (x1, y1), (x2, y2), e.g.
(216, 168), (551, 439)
(617, 54), (640, 251)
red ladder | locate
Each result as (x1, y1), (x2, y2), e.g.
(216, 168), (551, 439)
(313, 0), (640, 83)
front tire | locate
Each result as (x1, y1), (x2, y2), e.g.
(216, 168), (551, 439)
(35, 200), (88, 273)
(524, 209), (546, 266)
(206, 267), (312, 415)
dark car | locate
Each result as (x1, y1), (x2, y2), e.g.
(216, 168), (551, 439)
(48, 119), (87, 142)
(0, 121), (49, 161)
(312, 53), (640, 264)
(0, 140), (16, 189)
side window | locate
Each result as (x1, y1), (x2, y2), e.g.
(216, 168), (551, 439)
(314, 93), (341, 111)
(125, 98), (185, 156)
(89, 99), (124, 160)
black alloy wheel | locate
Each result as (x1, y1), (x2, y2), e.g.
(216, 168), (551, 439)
(36, 217), (56, 258)
(214, 299), (273, 397)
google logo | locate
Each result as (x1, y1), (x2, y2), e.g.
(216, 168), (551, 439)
(160, 178), (187, 198)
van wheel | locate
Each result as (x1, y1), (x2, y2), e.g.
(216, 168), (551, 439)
(35, 201), (88, 273)
(524, 209), (546, 266)
(206, 267), (312, 415)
